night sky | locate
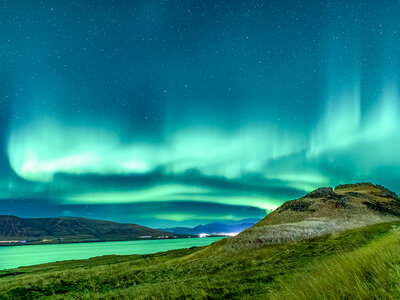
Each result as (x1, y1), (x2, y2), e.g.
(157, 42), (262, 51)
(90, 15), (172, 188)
(1, 1), (400, 227)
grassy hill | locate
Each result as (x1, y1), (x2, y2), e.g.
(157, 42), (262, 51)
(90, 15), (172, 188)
(218, 182), (400, 251)
(1, 183), (400, 299)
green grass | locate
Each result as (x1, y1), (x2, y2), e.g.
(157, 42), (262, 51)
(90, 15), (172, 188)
(271, 225), (400, 299)
(1, 221), (400, 299)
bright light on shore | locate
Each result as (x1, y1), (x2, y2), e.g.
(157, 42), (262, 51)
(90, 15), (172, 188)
(223, 232), (239, 236)
(198, 232), (239, 237)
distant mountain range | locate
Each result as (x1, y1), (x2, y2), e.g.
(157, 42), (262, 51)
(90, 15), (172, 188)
(0, 216), (174, 245)
(159, 218), (260, 235)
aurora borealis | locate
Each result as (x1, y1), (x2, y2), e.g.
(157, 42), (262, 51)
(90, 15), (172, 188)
(1, 1), (400, 227)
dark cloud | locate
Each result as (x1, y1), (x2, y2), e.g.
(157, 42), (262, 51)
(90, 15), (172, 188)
(0, 198), (266, 227)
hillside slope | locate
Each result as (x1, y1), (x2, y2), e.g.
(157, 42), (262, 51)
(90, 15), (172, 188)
(0, 216), (173, 244)
(218, 183), (400, 250)
(1, 220), (399, 299)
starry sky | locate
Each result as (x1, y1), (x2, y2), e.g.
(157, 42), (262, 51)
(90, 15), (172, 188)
(1, 1), (400, 227)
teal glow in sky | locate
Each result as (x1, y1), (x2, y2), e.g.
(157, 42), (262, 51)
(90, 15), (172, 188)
(1, 1), (400, 227)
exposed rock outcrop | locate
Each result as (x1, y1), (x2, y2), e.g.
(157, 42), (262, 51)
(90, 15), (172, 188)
(218, 183), (400, 251)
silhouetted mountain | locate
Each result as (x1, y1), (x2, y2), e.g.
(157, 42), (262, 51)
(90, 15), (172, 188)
(159, 219), (259, 235)
(0, 216), (174, 245)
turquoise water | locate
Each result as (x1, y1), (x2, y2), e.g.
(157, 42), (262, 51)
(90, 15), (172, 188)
(0, 237), (224, 270)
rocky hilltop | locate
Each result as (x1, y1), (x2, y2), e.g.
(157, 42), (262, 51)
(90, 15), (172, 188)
(219, 183), (400, 250)
(0, 216), (174, 245)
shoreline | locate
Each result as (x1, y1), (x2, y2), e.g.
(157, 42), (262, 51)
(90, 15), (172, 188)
(0, 234), (227, 247)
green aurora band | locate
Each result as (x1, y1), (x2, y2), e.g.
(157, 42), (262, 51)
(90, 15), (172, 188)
(1, 1), (400, 226)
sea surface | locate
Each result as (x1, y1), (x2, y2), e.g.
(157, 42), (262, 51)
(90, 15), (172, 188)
(0, 237), (224, 270)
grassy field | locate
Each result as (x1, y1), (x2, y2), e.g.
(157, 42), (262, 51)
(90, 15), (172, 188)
(273, 225), (400, 299)
(0, 221), (399, 299)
